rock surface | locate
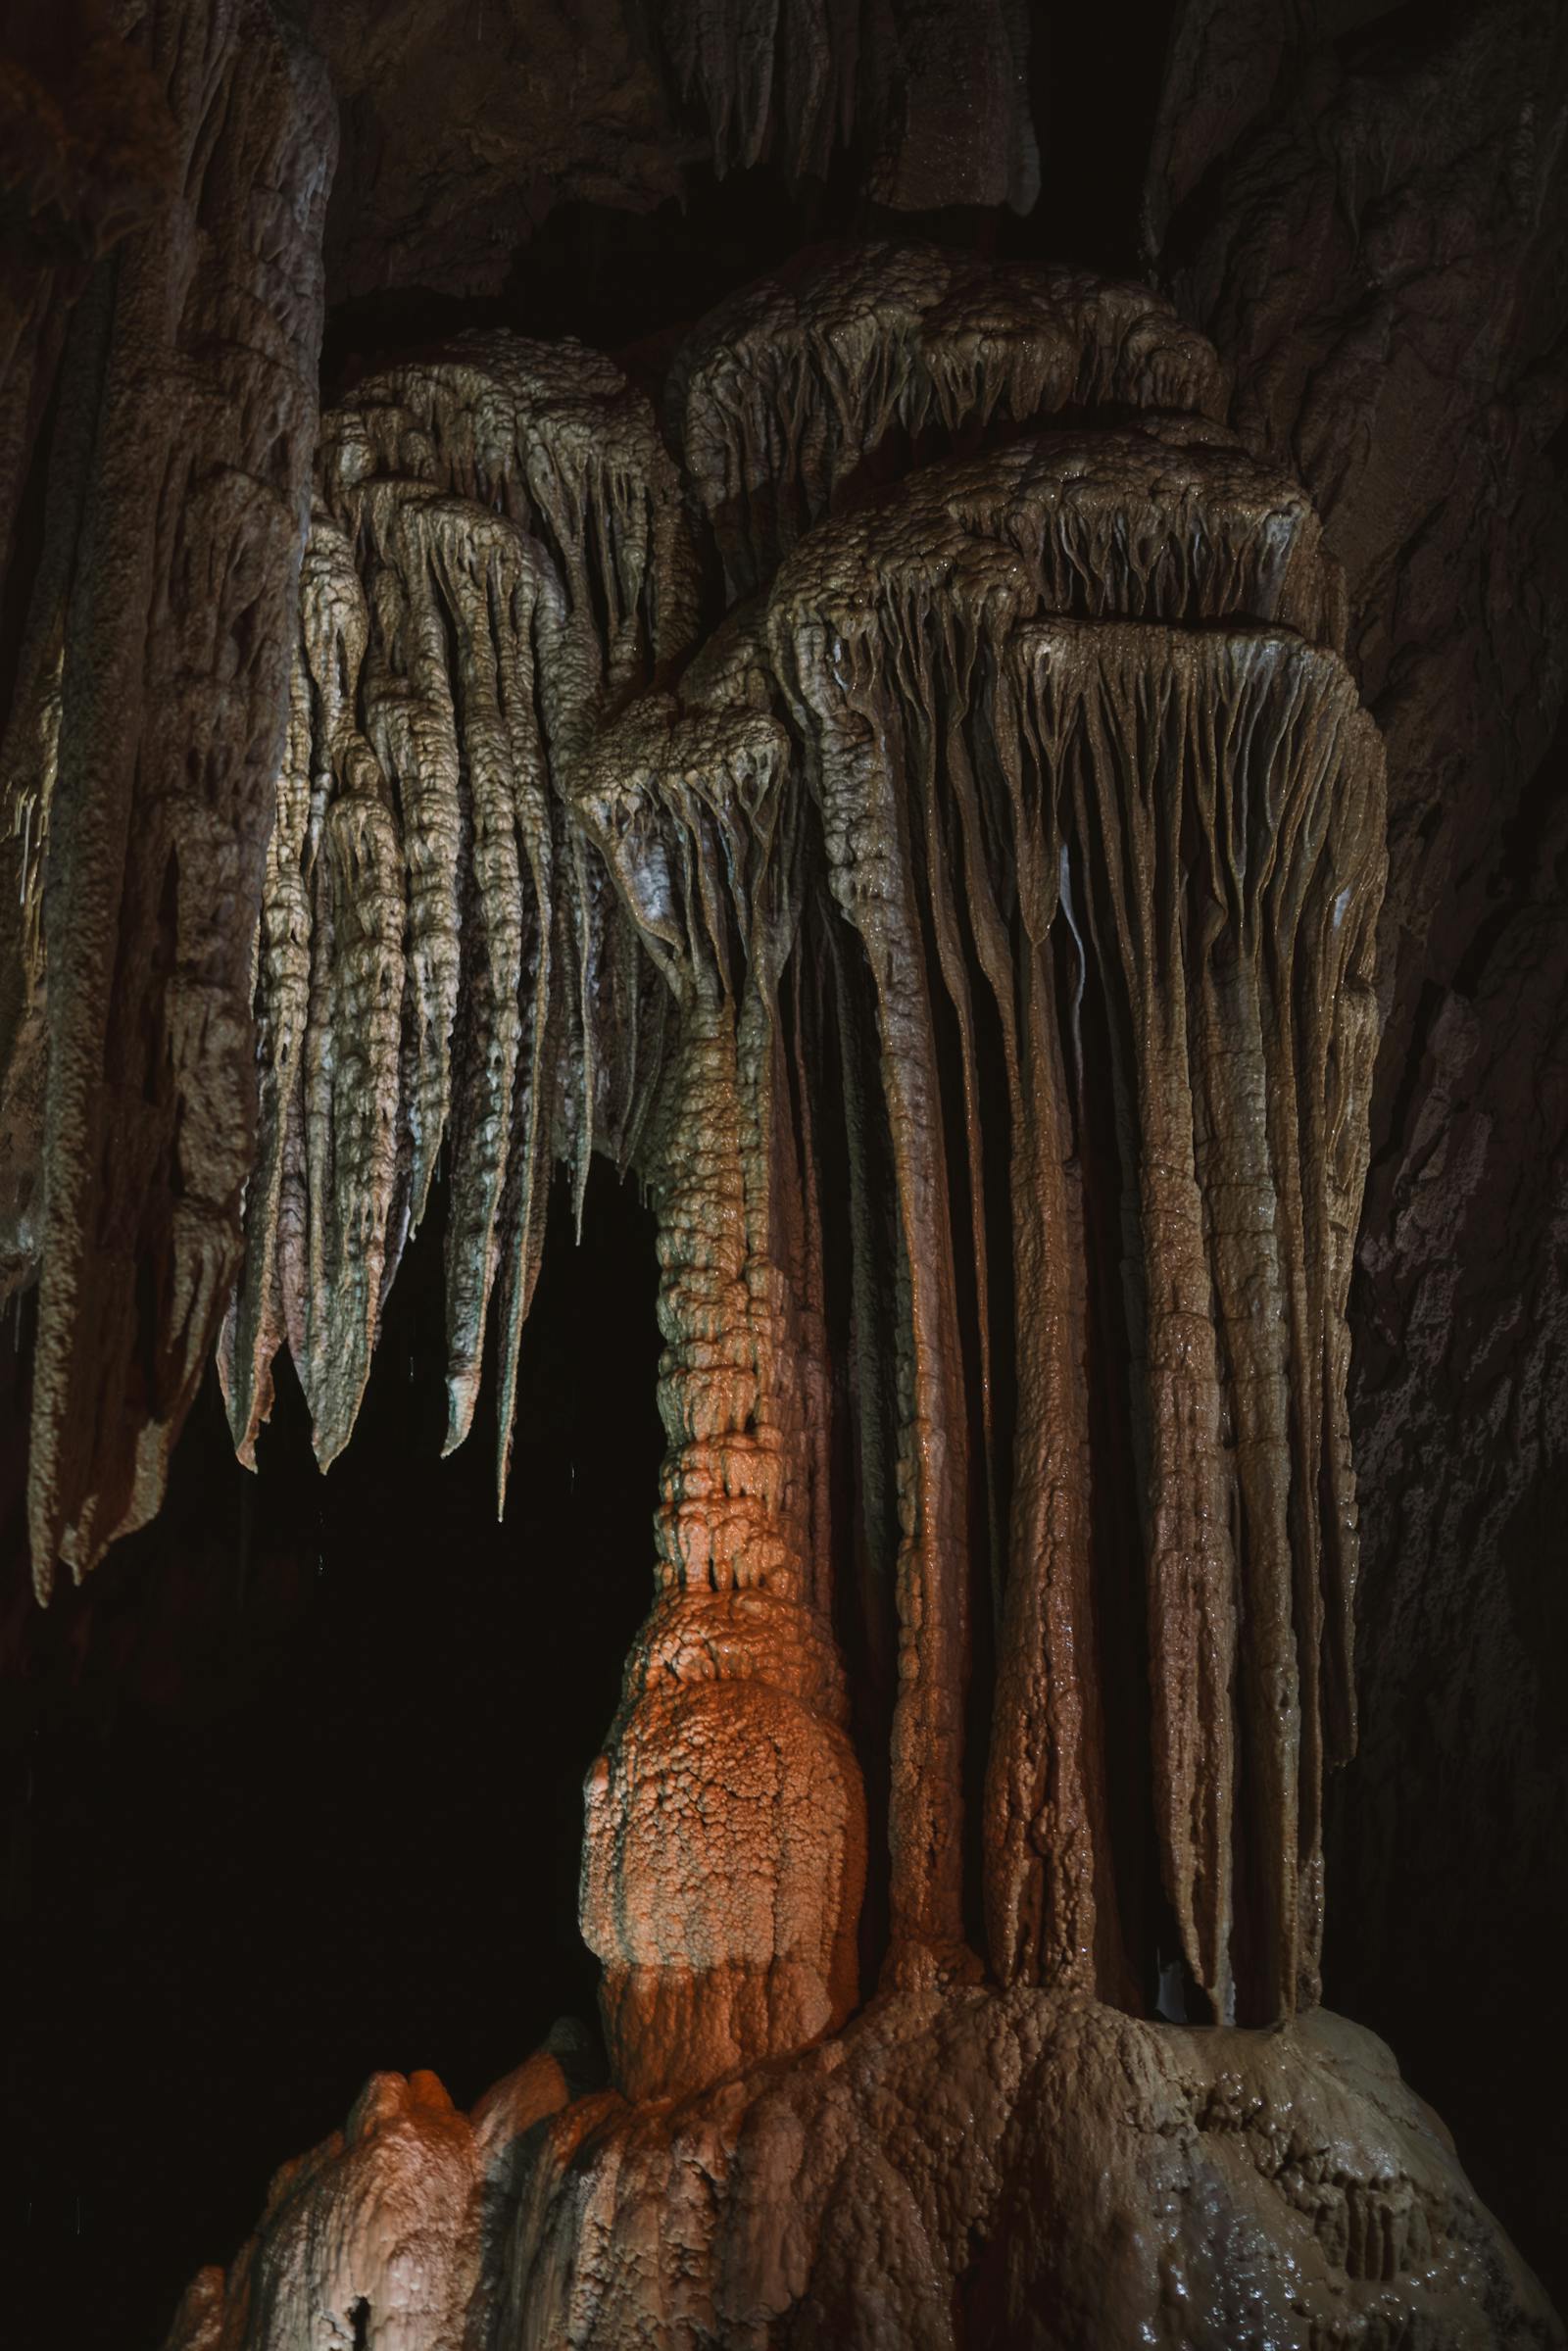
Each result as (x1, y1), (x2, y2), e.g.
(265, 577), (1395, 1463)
(163, 1990), (1561, 2351)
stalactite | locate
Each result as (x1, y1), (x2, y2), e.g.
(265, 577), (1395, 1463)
(771, 424), (1383, 2018)
(20, 0), (334, 1595)
(220, 338), (696, 1496)
(648, 0), (1036, 209)
(669, 245), (1232, 597)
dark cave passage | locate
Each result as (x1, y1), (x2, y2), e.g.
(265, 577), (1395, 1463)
(0, 1163), (662, 2349)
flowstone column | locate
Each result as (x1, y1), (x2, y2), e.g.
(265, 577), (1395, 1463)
(574, 694), (866, 2101)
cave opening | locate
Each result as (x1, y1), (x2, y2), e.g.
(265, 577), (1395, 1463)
(2, 1160), (662, 2350)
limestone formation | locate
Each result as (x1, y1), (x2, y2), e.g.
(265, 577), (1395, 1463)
(0, 0), (334, 1592)
(0, 2), (1560, 2333)
(115, 255), (1551, 2343)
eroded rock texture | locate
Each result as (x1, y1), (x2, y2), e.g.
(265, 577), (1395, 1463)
(1, 0), (1560, 2330)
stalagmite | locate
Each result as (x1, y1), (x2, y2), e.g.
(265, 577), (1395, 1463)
(573, 685), (865, 2098)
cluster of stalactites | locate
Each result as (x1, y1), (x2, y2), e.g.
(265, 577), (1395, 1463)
(652, 0), (1037, 212)
(770, 426), (1384, 2021)
(668, 244), (1232, 596)
(225, 262), (1239, 1498)
(219, 338), (694, 1501)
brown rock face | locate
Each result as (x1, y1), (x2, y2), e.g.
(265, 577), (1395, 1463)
(299, 0), (1039, 302)
(1152, 0), (1568, 2285)
(1, 0), (334, 1591)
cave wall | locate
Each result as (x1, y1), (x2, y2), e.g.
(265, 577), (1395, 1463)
(1148, 0), (1568, 2289)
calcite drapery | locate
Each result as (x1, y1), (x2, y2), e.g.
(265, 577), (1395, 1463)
(668, 243), (1231, 598)
(218, 334), (696, 1495)
(770, 419), (1383, 2021)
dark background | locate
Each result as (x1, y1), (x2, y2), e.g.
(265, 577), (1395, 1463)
(1, 1167), (663, 2347)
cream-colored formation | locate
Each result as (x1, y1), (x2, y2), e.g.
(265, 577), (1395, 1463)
(164, 1992), (1561, 2351)
(178, 255), (1386, 2059)
(218, 335), (698, 1497)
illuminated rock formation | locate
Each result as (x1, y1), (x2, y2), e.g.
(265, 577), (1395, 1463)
(164, 1994), (1558, 2351)
(0, 2), (1560, 2319)
(573, 689), (865, 2100)
(115, 254), (1553, 2342)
